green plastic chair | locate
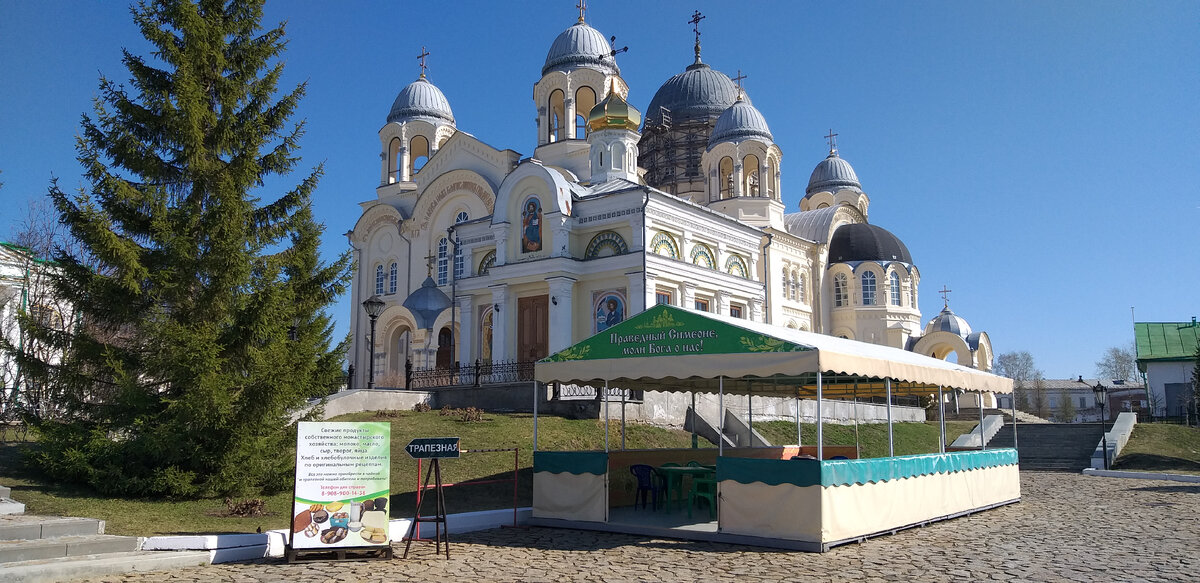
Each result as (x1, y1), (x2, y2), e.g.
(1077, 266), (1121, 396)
(688, 478), (717, 520)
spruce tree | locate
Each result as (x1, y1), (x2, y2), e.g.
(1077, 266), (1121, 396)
(28, 0), (350, 497)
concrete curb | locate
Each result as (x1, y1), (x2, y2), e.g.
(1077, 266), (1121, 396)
(143, 507), (533, 563)
(1082, 468), (1200, 483)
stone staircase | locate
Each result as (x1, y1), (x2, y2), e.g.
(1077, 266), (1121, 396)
(988, 423), (1102, 471)
(0, 485), (210, 582)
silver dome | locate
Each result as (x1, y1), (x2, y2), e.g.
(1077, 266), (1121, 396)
(543, 22), (620, 76)
(645, 62), (739, 126)
(925, 307), (972, 338)
(387, 77), (455, 125)
(806, 151), (861, 195)
(708, 97), (773, 149)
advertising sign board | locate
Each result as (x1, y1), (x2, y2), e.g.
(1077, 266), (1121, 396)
(290, 422), (391, 549)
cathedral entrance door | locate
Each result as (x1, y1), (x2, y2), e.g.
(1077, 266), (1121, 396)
(436, 326), (453, 369)
(517, 295), (549, 362)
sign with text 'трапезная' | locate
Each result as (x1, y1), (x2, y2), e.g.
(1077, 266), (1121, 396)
(405, 437), (461, 459)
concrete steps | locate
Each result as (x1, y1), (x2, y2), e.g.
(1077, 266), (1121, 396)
(989, 423), (1101, 471)
(0, 486), (211, 582)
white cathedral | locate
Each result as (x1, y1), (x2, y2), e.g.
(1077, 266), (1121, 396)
(346, 11), (993, 390)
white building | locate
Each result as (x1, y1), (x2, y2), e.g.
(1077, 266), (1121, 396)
(0, 242), (70, 417)
(345, 12), (994, 390)
(1135, 320), (1198, 419)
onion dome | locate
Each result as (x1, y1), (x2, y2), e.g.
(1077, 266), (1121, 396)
(543, 21), (620, 76)
(925, 306), (973, 337)
(708, 95), (773, 149)
(402, 276), (451, 330)
(645, 62), (740, 126)
(587, 86), (641, 132)
(828, 223), (913, 263)
(387, 76), (455, 125)
(806, 151), (861, 195)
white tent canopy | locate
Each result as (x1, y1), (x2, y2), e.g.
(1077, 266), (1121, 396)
(535, 305), (1012, 398)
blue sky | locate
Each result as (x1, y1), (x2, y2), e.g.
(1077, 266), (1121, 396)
(1, 1), (1196, 378)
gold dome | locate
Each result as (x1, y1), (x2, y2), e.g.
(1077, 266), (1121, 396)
(587, 83), (641, 132)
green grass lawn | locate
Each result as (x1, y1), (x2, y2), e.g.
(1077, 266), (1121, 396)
(1113, 423), (1200, 475)
(0, 412), (975, 536)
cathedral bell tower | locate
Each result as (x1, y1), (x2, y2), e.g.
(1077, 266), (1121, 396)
(586, 82), (641, 184)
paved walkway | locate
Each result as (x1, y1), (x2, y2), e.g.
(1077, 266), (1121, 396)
(76, 472), (1198, 582)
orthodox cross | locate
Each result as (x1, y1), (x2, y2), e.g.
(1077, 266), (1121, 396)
(732, 69), (747, 93)
(825, 129), (839, 154)
(689, 10), (705, 60)
(417, 46), (430, 78)
(577, 0), (587, 22)
(938, 285), (952, 308)
(424, 253), (436, 277)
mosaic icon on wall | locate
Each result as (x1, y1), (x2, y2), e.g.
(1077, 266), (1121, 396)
(593, 289), (626, 333)
(521, 196), (542, 253)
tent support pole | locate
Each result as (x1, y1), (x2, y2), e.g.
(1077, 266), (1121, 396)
(691, 391), (697, 449)
(853, 379), (860, 459)
(747, 380), (753, 447)
(719, 376), (725, 457)
(604, 380), (610, 453)
(816, 371), (824, 460)
(938, 385), (946, 453)
(621, 385), (627, 451)
(885, 378), (894, 457)
(533, 381), (539, 452)
(979, 391), (986, 450)
(1011, 390), (1019, 448)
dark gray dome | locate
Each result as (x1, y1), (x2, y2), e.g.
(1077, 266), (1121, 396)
(708, 97), (773, 149)
(543, 22), (620, 76)
(926, 307), (972, 337)
(828, 223), (913, 264)
(645, 62), (739, 126)
(402, 276), (451, 329)
(806, 152), (861, 195)
(387, 77), (455, 125)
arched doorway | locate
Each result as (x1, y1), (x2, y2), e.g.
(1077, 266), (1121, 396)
(436, 326), (453, 369)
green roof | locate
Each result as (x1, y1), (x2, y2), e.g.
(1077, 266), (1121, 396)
(1135, 322), (1200, 364)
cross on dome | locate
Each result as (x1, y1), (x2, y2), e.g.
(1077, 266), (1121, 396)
(425, 253), (436, 277)
(417, 46), (430, 79)
(825, 129), (839, 155)
(689, 10), (705, 63)
(938, 285), (952, 308)
(732, 69), (747, 98)
(577, 0), (587, 23)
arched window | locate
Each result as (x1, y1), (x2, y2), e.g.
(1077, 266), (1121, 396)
(799, 272), (808, 304)
(691, 243), (715, 268)
(375, 264), (385, 295)
(388, 137), (402, 182)
(575, 86), (596, 138)
(409, 135), (430, 174)
(437, 237), (449, 285)
(743, 154), (760, 196)
(719, 156), (734, 199)
(766, 157), (778, 199)
(584, 231), (628, 259)
(725, 255), (748, 278)
(781, 268), (790, 300)
(480, 308), (494, 362)
(478, 250), (496, 275)
(388, 262), (398, 294)
(861, 271), (877, 306)
(453, 241), (464, 279)
(650, 232), (679, 259)
(890, 271), (901, 306)
(548, 89), (565, 143)
(834, 273), (848, 307)
(909, 281), (917, 309)
(612, 142), (626, 171)
(789, 269), (798, 300)
(455, 211), (468, 224)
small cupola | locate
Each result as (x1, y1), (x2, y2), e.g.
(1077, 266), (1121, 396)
(587, 82), (641, 184)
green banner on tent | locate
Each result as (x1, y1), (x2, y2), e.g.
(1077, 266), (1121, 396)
(545, 305), (812, 362)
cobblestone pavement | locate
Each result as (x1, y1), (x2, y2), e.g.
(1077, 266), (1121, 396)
(78, 472), (1198, 582)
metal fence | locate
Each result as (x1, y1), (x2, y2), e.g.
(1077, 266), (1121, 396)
(407, 360), (536, 389)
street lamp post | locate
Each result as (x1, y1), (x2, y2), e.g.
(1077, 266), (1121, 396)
(1092, 381), (1109, 470)
(362, 295), (386, 390)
